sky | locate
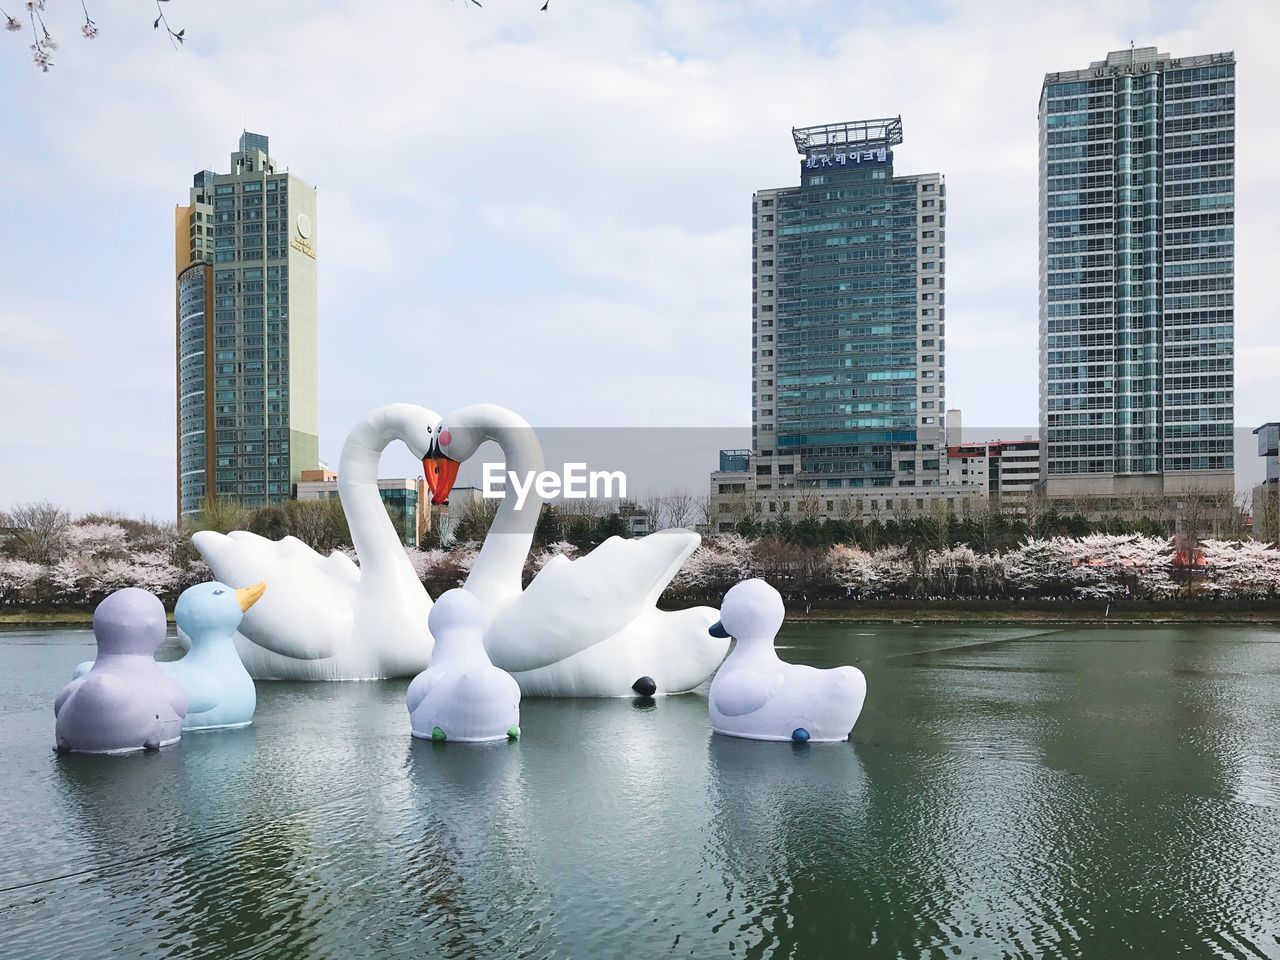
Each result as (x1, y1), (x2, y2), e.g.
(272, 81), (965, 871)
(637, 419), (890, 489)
(0, 0), (1276, 518)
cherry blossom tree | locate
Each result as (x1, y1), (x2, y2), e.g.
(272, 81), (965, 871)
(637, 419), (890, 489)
(669, 534), (751, 598)
(826, 544), (913, 598)
(0, 557), (45, 602)
(526, 540), (579, 574)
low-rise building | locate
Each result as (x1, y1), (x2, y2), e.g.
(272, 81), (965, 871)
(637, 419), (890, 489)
(615, 500), (653, 538)
(988, 439), (1041, 515)
(1253, 423), (1279, 542)
(297, 469), (429, 546)
(943, 438), (1042, 515)
(945, 443), (989, 491)
(709, 449), (986, 533)
(428, 486), (483, 545)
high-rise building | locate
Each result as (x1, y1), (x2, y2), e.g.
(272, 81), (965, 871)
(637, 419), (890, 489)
(1038, 48), (1235, 504)
(711, 118), (954, 529)
(175, 132), (320, 519)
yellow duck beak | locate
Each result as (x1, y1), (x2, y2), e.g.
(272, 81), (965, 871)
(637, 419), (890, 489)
(236, 581), (266, 612)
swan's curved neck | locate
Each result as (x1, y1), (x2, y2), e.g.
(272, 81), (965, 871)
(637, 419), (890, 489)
(338, 405), (420, 579)
(457, 405), (544, 611)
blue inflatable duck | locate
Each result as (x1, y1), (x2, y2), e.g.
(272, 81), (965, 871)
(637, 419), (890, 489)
(72, 580), (265, 731)
(55, 588), (188, 754)
(167, 580), (265, 730)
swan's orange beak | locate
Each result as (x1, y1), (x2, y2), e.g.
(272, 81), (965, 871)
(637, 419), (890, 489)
(423, 455), (460, 505)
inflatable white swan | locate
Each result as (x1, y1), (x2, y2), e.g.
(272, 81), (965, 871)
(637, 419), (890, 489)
(193, 401), (725, 695)
(424, 404), (727, 697)
(708, 579), (866, 742)
(192, 404), (441, 679)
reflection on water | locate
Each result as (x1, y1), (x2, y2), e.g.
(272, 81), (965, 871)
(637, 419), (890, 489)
(2, 623), (1280, 958)
(704, 737), (868, 956)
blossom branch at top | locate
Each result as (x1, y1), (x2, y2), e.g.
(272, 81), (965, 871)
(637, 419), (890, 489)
(27, 0), (53, 71)
(455, 0), (551, 9)
(152, 0), (183, 47)
(3, 0), (182, 71)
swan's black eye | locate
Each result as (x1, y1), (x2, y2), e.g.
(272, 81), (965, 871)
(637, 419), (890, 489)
(213, 589), (225, 595)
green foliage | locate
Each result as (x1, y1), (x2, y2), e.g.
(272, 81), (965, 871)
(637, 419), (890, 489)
(533, 505), (563, 547)
(191, 496), (253, 535)
(190, 496), (350, 552)
(565, 516), (595, 550)
(596, 513), (630, 542)
(249, 506), (288, 541)
(450, 497), (501, 545)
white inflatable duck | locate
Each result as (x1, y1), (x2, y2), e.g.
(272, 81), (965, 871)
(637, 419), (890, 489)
(406, 589), (521, 742)
(708, 579), (866, 743)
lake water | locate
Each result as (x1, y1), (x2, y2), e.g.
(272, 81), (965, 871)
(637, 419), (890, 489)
(2, 623), (1279, 959)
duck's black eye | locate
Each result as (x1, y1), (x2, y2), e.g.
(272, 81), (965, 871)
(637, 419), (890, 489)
(213, 589), (225, 596)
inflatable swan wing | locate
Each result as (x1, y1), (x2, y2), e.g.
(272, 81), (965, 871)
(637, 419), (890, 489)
(483, 531), (726, 697)
(484, 530), (700, 672)
(193, 530), (357, 662)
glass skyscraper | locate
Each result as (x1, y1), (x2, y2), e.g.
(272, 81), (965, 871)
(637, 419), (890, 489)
(1039, 48), (1235, 501)
(752, 117), (946, 495)
(175, 133), (320, 519)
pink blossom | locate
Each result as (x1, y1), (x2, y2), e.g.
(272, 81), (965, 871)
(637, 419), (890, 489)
(0, 557), (45, 598)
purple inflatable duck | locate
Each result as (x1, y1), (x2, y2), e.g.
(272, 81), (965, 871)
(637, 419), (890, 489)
(54, 588), (188, 754)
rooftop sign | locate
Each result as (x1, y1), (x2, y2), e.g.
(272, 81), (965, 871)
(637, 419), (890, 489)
(804, 147), (888, 170)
